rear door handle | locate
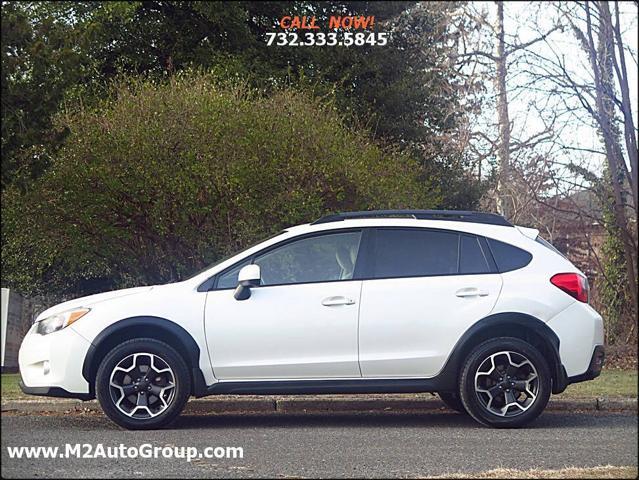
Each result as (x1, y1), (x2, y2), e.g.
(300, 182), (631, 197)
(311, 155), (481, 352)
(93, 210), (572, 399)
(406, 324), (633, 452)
(322, 296), (356, 306)
(455, 287), (489, 298)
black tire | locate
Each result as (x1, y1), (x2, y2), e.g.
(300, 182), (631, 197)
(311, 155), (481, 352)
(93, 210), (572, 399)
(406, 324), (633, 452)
(96, 338), (191, 430)
(458, 337), (551, 428)
(438, 392), (467, 414)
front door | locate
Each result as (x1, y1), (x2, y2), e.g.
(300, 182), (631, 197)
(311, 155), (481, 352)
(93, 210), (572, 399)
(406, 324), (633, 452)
(204, 230), (364, 380)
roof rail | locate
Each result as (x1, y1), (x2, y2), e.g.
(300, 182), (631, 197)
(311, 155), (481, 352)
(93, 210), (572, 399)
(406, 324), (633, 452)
(311, 210), (512, 227)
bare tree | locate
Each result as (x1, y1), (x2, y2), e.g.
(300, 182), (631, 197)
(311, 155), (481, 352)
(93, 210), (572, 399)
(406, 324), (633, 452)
(455, 1), (561, 222)
(499, 0), (637, 319)
(456, 1), (638, 327)
(604, 1), (638, 208)
(579, 0), (638, 314)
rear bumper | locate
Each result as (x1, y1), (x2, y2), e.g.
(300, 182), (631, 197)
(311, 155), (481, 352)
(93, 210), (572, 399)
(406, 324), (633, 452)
(567, 345), (605, 385)
(547, 302), (604, 378)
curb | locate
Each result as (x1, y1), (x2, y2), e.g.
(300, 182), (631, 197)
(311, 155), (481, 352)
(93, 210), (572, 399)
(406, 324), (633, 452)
(1, 395), (636, 415)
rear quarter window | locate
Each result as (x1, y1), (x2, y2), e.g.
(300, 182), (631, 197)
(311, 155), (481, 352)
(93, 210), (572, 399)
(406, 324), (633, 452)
(486, 238), (532, 272)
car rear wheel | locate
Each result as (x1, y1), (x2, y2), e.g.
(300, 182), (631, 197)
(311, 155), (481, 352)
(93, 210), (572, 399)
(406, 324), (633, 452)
(459, 337), (551, 428)
(96, 338), (190, 430)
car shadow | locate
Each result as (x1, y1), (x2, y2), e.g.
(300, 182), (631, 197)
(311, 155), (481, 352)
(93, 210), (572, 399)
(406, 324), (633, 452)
(23, 407), (623, 431)
(171, 411), (476, 429)
(163, 409), (614, 431)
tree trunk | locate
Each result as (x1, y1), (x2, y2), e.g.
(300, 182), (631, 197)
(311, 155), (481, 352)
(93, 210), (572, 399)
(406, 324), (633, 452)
(494, 1), (512, 221)
(608, 1), (638, 210)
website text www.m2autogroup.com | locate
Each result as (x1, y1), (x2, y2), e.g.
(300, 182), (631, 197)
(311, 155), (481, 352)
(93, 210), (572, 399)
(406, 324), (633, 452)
(6, 443), (244, 463)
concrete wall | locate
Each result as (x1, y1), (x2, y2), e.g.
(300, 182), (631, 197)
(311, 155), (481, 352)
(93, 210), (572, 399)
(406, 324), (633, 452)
(1, 289), (38, 371)
(1, 288), (9, 367)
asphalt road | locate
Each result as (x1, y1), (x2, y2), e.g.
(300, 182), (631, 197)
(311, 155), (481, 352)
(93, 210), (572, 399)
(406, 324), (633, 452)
(1, 411), (637, 478)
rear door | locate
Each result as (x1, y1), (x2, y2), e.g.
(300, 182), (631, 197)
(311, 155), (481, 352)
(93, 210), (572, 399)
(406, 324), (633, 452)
(358, 228), (502, 377)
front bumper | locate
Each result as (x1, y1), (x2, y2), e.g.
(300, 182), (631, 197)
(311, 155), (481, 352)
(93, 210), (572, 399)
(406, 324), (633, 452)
(19, 382), (93, 400)
(18, 324), (94, 400)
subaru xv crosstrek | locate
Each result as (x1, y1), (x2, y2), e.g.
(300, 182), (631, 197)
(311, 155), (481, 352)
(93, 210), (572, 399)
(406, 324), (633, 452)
(19, 210), (605, 429)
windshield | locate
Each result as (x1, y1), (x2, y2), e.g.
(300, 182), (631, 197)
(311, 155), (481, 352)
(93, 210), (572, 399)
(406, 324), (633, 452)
(186, 230), (288, 280)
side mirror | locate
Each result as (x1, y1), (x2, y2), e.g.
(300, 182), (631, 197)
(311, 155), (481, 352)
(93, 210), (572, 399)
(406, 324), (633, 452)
(234, 264), (261, 300)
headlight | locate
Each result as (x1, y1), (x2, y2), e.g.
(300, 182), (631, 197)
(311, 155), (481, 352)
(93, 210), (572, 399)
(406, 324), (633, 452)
(35, 308), (91, 335)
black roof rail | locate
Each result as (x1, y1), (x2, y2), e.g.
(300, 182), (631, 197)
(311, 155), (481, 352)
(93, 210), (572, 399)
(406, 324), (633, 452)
(311, 210), (512, 227)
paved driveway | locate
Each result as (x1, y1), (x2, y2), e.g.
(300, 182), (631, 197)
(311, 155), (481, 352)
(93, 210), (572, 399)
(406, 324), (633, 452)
(1, 411), (637, 478)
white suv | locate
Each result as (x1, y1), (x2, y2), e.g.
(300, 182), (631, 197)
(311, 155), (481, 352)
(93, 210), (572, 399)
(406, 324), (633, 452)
(18, 210), (605, 429)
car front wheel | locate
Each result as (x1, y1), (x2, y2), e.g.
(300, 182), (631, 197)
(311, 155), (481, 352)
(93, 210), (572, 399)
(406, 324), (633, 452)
(459, 337), (551, 428)
(96, 338), (191, 430)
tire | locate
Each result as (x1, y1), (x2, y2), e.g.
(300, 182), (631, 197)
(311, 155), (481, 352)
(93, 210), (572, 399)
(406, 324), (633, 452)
(438, 392), (467, 414)
(96, 338), (191, 430)
(458, 337), (551, 428)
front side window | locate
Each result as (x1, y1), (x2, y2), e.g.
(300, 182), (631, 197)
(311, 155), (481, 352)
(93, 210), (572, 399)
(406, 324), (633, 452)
(373, 229), (459, 278)
(216, 259), (251, 289)
(254, 231), (363, 286)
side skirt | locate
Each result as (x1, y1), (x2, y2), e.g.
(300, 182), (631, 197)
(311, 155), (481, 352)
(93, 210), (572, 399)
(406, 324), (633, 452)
(204, 378), (445, 396)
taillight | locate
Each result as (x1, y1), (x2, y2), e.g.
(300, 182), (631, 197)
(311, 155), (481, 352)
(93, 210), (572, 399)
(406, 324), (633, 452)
(550, 273), (589, 303)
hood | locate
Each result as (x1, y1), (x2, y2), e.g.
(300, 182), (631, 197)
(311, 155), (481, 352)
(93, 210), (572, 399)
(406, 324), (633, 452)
(35, 286), (155, 322)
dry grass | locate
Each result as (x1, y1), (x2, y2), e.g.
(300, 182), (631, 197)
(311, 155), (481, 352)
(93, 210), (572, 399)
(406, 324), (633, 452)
(1, 374), (22, 400)
(433, 465), (638, 479)
(561, 369), (637, 399)
(3, 369), (637, 401)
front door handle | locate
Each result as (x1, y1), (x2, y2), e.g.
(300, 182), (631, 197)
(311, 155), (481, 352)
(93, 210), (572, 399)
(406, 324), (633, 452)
(322, 296), (356, 306)
(456, 287), (489, 298)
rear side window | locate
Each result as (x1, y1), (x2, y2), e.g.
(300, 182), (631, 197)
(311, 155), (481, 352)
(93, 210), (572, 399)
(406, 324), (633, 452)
(373, 229), (459, 278)
(459, 235), (491, 274)
(487, 238), (532, 272)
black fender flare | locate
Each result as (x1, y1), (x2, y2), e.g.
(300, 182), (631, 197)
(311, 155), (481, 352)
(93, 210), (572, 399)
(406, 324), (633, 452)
(81, 316), (208, 397)
(436, 312), (568, 394)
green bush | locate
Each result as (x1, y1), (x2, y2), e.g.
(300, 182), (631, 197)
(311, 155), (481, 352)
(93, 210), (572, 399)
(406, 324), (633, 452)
(2, 73), (439, 297)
